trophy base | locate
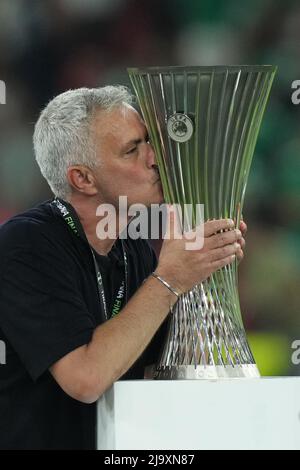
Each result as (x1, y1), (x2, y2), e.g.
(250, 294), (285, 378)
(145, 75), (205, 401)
(145, 364), (260, 380)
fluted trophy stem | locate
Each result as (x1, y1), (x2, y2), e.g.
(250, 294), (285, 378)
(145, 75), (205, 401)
(128, 65), (276, 380)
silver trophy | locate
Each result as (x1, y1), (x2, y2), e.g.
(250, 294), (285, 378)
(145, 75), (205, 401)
(128, 65), (276, 379)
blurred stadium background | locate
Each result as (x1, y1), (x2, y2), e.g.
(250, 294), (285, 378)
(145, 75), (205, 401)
(0, 0), (299, 376)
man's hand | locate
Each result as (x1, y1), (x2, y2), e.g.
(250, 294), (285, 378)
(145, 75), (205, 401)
(156, 210), (248, 295)
(237, 220), (247, 262)
(156, 212), (244, 295)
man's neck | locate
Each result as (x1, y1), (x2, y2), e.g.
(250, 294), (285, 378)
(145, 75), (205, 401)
(68, 196), (127, 256)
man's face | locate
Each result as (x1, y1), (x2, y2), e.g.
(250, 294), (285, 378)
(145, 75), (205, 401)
(91, 104), (164, 209)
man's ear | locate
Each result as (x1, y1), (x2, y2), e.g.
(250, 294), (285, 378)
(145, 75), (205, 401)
(67, 165), (98, 196)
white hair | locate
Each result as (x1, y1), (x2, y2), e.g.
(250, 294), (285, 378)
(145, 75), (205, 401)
(33, 86), (134, 199)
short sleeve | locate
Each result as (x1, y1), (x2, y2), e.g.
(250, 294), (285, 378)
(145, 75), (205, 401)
(0, 225), (95, 381)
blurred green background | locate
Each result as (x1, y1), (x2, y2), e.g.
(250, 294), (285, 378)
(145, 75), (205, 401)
(0, 0), (299, 376)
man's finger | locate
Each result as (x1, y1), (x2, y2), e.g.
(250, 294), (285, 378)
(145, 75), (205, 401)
(164, 204), (182, 240)
(236, 248), (244, 262)
(238, 237), (246, 249)
(239, 220), (247, 235)
(204, 218), (235, 237)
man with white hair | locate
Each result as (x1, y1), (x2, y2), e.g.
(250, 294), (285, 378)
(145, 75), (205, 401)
(0, 86), (245, 449)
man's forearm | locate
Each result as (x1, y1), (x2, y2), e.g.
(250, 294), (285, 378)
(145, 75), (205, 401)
(83, 275), (175, 401)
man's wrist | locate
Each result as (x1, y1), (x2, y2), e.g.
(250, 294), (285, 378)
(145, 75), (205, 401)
(143, 274), (179, 308)
(151, 272), (181, 299)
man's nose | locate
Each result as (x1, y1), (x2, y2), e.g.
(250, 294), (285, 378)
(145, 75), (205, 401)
(145, 141), (157, 168)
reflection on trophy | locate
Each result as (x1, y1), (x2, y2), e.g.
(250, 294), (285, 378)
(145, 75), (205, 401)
(128, 66), (276, 379)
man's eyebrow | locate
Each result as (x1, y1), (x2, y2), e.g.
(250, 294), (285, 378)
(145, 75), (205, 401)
(125, 138), (143, 147)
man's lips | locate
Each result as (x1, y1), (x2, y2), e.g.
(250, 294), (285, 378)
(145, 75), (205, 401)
(154, 170), (161, 184)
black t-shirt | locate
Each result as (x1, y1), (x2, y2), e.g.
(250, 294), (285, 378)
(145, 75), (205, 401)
(0, 200), (166, 449)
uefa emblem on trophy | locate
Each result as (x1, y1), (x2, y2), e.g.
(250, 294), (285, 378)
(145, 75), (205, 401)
(128, 65), (276, 379)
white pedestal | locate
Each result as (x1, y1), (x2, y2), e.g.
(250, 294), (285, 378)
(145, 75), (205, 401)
(97, 377), (300, 450)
